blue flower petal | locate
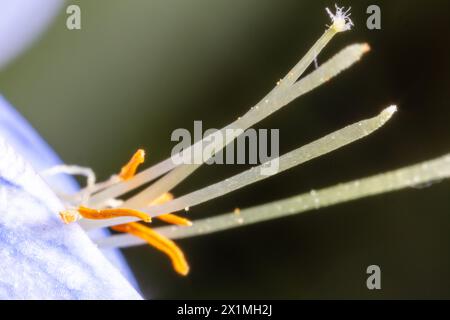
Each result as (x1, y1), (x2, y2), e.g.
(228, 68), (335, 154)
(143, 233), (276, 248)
(0, 95), (78, 193)
(0, 96), (141, 297)
(0, 137), (141, 299)
(0, 0), (64, 70)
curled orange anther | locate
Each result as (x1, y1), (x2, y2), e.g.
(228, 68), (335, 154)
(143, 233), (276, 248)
(78, 206), (151, 222)
(112, 222), (190, 276)
(119, 149), (146, 180)
(158, 213), (192, 226)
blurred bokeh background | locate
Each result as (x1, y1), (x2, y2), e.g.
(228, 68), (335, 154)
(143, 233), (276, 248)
(1, 0), (450, 298)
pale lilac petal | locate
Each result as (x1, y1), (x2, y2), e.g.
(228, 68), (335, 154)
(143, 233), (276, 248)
(0, 95), (140, 293)
(0, 0), (64, 69)
(0, 136), (142, 299)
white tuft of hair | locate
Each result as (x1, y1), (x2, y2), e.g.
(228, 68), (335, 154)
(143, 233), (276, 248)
(326, 4), (354, 32)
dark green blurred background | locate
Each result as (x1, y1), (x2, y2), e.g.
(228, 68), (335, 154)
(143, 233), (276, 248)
(1, 0), (450, 298)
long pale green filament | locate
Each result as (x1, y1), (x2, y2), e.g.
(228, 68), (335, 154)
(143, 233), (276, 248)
(119, 44), (369, 210)
(96, 153), (450, 248)
(277, 27), (338, 90)
(87, 27), (349, 208)
(81, 105), (396, 230)
(87, 43), (370, 218)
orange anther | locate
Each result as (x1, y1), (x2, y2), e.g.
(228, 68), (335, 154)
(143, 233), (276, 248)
(78, 206), (151, 222)
(119, 149), (146, 180)
(158, 213), (192, 226)
(112, 222), (189, 276)
(59, 210), (79, 224)
(150, 192), (174, 205)
(149, 193), (191, 226)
